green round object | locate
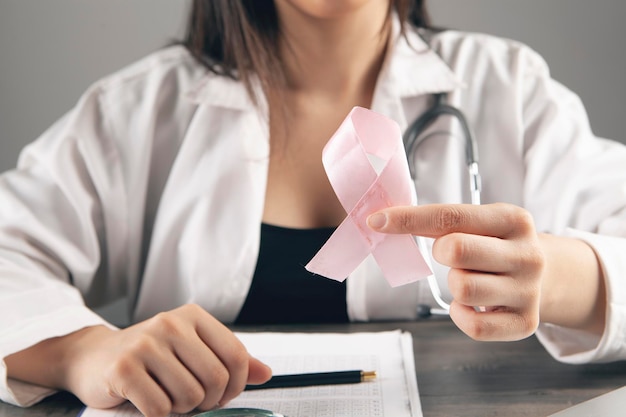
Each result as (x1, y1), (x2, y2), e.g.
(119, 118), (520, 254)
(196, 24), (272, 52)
(192, 408), (284, 417)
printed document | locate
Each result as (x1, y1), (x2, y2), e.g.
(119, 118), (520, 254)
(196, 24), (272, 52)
(78, 330), (422, 417)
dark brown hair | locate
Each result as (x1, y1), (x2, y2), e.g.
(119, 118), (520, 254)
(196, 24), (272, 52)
(183, 0), (430, 100)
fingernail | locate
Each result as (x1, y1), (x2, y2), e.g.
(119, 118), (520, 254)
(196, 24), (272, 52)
(367, 212), (387, 230)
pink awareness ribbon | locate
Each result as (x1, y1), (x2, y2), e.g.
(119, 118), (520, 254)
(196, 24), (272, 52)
(305, 106), (432, 287)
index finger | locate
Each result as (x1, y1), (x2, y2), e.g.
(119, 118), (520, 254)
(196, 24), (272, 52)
(192, 308), (271, 404)
(367, 203), (535, 238)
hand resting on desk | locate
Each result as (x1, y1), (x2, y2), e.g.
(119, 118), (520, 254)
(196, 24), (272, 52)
(5, 304), (272, 417)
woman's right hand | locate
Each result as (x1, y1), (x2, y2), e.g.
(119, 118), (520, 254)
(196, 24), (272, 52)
(7, 304), (272, 417)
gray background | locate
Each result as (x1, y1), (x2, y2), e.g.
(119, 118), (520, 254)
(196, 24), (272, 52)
(1, 0), (625, 175)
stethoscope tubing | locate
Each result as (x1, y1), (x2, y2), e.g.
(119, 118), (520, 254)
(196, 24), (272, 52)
(403, 93), (482, 314)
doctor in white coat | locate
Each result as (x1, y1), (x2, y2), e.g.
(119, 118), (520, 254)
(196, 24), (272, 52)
(2, 0), (626, 416)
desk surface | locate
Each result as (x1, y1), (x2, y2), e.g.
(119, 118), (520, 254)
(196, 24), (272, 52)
(2, 318), (625, 417)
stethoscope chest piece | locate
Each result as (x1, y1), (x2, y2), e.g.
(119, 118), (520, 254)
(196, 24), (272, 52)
(193, 408), (285, 417)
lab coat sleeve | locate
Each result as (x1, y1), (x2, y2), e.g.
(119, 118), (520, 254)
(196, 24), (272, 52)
(517, 46), (626, 363)
(0, 86), (125, 405)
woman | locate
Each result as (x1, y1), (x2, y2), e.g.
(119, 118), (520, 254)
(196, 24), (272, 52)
(2, 0), (625, 416)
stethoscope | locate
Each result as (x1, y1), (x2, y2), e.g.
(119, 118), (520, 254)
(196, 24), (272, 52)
(193, 408), (284, 417)
(402, 92), (482, 318)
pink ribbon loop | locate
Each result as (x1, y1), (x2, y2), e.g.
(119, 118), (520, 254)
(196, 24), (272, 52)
(305, 107), (432, 287)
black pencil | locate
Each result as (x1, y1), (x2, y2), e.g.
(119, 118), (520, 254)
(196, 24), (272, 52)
(244, 370), (377, 391)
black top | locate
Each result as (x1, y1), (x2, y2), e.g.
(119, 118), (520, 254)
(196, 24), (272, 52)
(235, 223), (349, 325)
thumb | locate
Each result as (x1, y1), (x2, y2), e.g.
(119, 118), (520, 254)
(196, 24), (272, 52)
(246, 356), (272, 385)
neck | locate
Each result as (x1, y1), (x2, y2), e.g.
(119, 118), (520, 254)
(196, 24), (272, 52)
(274, 1), (391, 98)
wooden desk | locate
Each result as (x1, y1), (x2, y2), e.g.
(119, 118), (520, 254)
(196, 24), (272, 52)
(1, 318), (624, 416)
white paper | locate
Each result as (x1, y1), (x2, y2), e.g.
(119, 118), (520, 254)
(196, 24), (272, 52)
(78, 330), (422, 417)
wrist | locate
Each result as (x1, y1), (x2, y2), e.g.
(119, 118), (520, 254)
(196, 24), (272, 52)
(59, 325), (115, 392)
(5, 325), (113, 391)
(538, 233), (606, 334)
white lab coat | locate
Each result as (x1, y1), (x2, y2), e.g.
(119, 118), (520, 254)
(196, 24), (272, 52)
(1, 25), (626, 406)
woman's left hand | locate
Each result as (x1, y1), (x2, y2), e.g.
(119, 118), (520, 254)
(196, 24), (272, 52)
(367, 203), (546, 341)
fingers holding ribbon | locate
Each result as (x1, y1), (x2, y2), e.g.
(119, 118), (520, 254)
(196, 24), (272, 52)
(369, 203), (546, 341)
(304, 107), (544, 341)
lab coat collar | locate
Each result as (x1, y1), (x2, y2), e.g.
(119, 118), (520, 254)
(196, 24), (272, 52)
(380, 18), (465, 98)
(187, 16), (464, 109)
